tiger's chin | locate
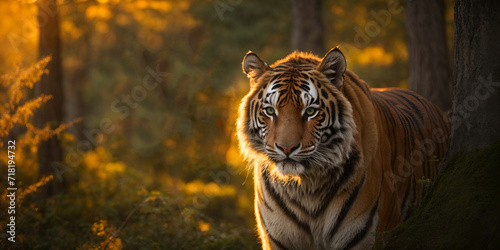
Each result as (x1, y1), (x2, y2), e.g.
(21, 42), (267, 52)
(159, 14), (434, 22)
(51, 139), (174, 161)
(272, 159), (306, 177)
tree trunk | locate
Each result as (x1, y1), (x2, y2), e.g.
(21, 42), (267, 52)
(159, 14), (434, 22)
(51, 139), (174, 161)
(406, 0), (451, 111)
(35, 0), (64, 196)
(446, 0), (500, 157)
(65, 11), (90, 144)
(291, 0), (324, 55)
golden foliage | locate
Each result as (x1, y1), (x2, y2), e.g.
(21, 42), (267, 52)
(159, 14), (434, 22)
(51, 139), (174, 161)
(21, 118), (82, 148)
(89, 219), (123, 250)
(17, 175), (54, 206)
(0, 57), (51, 145)
(0, 55), (80, 152)
(92, 219), (109, 237)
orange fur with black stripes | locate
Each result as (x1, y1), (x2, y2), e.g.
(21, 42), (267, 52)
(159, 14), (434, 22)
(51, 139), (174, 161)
(237, 48), (449, 249)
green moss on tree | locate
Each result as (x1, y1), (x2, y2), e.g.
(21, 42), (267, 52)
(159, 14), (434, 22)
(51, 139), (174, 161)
(381, 142), (500, 249)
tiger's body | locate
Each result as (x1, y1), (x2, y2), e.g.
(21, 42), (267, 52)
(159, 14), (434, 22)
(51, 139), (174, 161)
(237, 48), (449, 249)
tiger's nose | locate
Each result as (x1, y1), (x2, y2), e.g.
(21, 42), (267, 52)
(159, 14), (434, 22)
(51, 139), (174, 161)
(276, 143), (300, 156)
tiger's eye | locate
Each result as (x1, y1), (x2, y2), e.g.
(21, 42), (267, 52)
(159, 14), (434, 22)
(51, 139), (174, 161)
(266, 107), (275, 115)
(305, 107), (316, 116)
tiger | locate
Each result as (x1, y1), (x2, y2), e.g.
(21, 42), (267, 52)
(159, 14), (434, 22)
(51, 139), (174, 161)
(236, 47), (449, 249)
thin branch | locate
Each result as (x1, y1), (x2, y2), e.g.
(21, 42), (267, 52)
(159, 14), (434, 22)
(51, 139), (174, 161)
(100, 197), (159, 250)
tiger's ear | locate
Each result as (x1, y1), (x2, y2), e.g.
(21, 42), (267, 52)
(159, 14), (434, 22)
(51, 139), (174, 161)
(242, 51), (269, 82)
(317, 48), (346, 90)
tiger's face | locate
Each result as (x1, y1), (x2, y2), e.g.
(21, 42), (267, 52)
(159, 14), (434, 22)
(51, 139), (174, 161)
(238, 48), (356, 179)
(258, 69), (324, 176)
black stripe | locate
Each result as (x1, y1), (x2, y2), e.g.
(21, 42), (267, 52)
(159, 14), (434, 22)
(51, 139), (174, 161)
(371, 93), (399, 165)
(272, 83), (283, 90)
(336, 99), (344, 126)
(263, 171), (312, 237)
(258, 210), (289, 250)
(372, 98), (401, 210)
(253, 101), (259, 121)
(269, 74), (281, 84)
(323, 87), (342, 126)
(313, 148), (360, 217)
(375, 91), (428, 183)
(382, 90), (424, 124)
(268, 234), (289, 250)
(300, 80), (311, 90)
(261, 82), (268, 90)
(382, 91), (431, 214)
(321, 88), (328, 99)
(402, 91), (442, 179)
(328, 171), (367, 240)
(390, 109), (417, 213)
(343, 198), (380, 250)
(273, 65), (289, 70)
(393, 89), (435, 124)
(257, 180), (273, 212)
(290, 148), (360, 218)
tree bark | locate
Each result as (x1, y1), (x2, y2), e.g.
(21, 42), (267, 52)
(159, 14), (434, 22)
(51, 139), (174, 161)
(291, 0), (324, 55)
(406, 0), (451, 111)
(446, 0), (500, 157)
(35, 0), (64, 196)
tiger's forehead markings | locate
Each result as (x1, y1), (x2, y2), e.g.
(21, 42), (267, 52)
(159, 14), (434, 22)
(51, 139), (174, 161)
(265, 81), (280, 107)
(301, 79), (318, 107)
(264, 69), (319, 108)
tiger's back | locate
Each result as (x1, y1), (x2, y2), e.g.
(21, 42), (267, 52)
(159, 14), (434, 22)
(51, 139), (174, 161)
(370, 86), (449, 230)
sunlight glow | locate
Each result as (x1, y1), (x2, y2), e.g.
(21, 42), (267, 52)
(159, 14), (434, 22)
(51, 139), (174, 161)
(356, 46), (395, 66)
(183, 180), (236, 197)
(198, 221), (211, 232)
(226, 144), (242, 167)
(85, 5), (112, 20)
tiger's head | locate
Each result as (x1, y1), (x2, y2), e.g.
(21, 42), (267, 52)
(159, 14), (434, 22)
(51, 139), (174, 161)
(237, 48), (357, 180)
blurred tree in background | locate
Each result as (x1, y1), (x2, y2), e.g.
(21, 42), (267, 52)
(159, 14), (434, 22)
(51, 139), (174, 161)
(0, 0), (454, 248)
(406, 0), (451, 111)
(36, 0), (64, 197)
(291, 0), (324, 55)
